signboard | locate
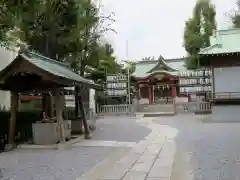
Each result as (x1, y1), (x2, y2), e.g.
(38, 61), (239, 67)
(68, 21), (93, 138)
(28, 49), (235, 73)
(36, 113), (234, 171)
(106, 74), (127, 81)
(106, 74), (128, 96)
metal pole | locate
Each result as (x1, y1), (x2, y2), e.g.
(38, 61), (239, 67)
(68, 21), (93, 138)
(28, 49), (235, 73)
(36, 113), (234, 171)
(127, 67), (131, 105)
(125, 40), (131, 106)
(152, 85), (155, 103)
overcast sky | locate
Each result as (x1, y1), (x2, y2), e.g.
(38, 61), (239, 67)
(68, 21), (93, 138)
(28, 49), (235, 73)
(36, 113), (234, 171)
(101, 0), (237, 61)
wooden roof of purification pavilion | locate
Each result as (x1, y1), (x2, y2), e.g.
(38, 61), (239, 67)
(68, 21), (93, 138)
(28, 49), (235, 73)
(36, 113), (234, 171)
(0, 49), (100, 92)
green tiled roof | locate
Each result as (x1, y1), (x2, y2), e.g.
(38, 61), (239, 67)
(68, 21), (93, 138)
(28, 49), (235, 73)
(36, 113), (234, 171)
(148, 59), (177, 73)
(165, 58), (186, 71)
(132, 60), (157, 78)
(18, 51), (99, 88)
(132, 57), (185, 78)
(199, 28), (240, 55)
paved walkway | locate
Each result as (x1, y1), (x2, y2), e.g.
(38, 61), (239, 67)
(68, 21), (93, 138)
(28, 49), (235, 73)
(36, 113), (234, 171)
(0, 116), (153, 180)
(78, 117), (178, 180)
(91, 116), (151, 143)
(154, 114), (240, 180)
(0, 116), (178, 180)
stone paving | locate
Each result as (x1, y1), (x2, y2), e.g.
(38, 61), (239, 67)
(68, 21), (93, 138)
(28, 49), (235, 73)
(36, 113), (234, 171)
(92, 116), (151, 143)
(0, 116), (154, 180)
(79, 117), (179, 180)
(0, 146), (119, 180)
(154, 114), (240, 180)
(0, 116), (178, 180)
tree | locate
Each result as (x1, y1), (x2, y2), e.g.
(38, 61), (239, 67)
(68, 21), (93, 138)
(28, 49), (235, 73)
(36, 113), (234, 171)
(123, 61), (137, 74)
(17, 0), (81, 60)
(0, 1), (26, 46)
(0, 0), (118, 137)
(183, 0), (217, 69)
(68, 0), (116, 76)
(231, 0), (240, 27)
(85, 42), (121, 81)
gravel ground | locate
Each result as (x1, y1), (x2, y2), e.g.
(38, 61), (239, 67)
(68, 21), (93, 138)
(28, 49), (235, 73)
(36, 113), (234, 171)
(0, 146), (119, 180)
(154, 114), (240, 180)
(0, 116), (151, 180)
(92, 116), (151, 142)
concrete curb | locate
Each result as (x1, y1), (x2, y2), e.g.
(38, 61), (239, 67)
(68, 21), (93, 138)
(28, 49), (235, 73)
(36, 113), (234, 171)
(143, 112), (176, 117)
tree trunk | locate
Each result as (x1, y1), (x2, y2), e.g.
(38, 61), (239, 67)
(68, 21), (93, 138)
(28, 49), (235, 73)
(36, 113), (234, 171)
(80, 64), (86, 76)
(78, 87), (91, 139)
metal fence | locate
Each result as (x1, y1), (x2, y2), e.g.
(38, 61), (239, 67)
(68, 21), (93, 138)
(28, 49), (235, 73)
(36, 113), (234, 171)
(206, 92), (240, 101)
(97, 104), (136, 116)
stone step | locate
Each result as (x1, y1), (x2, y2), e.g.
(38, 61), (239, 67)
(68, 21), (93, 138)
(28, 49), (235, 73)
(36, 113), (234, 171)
(143, 112), (175, 117)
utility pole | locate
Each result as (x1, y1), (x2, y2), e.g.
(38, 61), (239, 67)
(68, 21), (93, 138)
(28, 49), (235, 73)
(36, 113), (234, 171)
(126, 40), (131, 106)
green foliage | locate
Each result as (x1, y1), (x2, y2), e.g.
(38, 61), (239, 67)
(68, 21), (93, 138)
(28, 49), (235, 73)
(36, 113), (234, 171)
(122, 61), (137, 74)
(231, 0), (240, 28)
(65, 0), (117, 76)
(0, 0), (118, 78)
(0, 1), (19, 46)
(184, 55), (199, 69)
(18, 0), (82, 59)
(183, 0), (216, 69)
(85, 43), (121, 81)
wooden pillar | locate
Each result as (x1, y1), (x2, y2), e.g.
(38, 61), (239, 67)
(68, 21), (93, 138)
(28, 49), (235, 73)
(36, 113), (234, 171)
(148, 85), (152, 104)
(152, 85), (155, 103)
(172, 85), (177, 114)
(7, 91), (19, 146)
(77, 86), (92, 139)
(55, 89), (65, 143)
(172, 86), (176, 97)
(74, 86), (83, 134)
(48, 92), (54, 118)
(138, 85), (141, 100)
(42, 93), (54, 118)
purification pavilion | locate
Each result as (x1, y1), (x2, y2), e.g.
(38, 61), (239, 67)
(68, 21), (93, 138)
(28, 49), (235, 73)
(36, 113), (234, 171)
(132, 56), (185, 104)
(0, 47), (99, 148)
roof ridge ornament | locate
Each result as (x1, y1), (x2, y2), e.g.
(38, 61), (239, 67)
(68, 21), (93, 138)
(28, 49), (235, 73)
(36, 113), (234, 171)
(158, 55), (164, 61)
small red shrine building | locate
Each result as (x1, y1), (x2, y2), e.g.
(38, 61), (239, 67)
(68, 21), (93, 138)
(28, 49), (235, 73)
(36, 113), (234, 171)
(132, 56), (185, 104)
